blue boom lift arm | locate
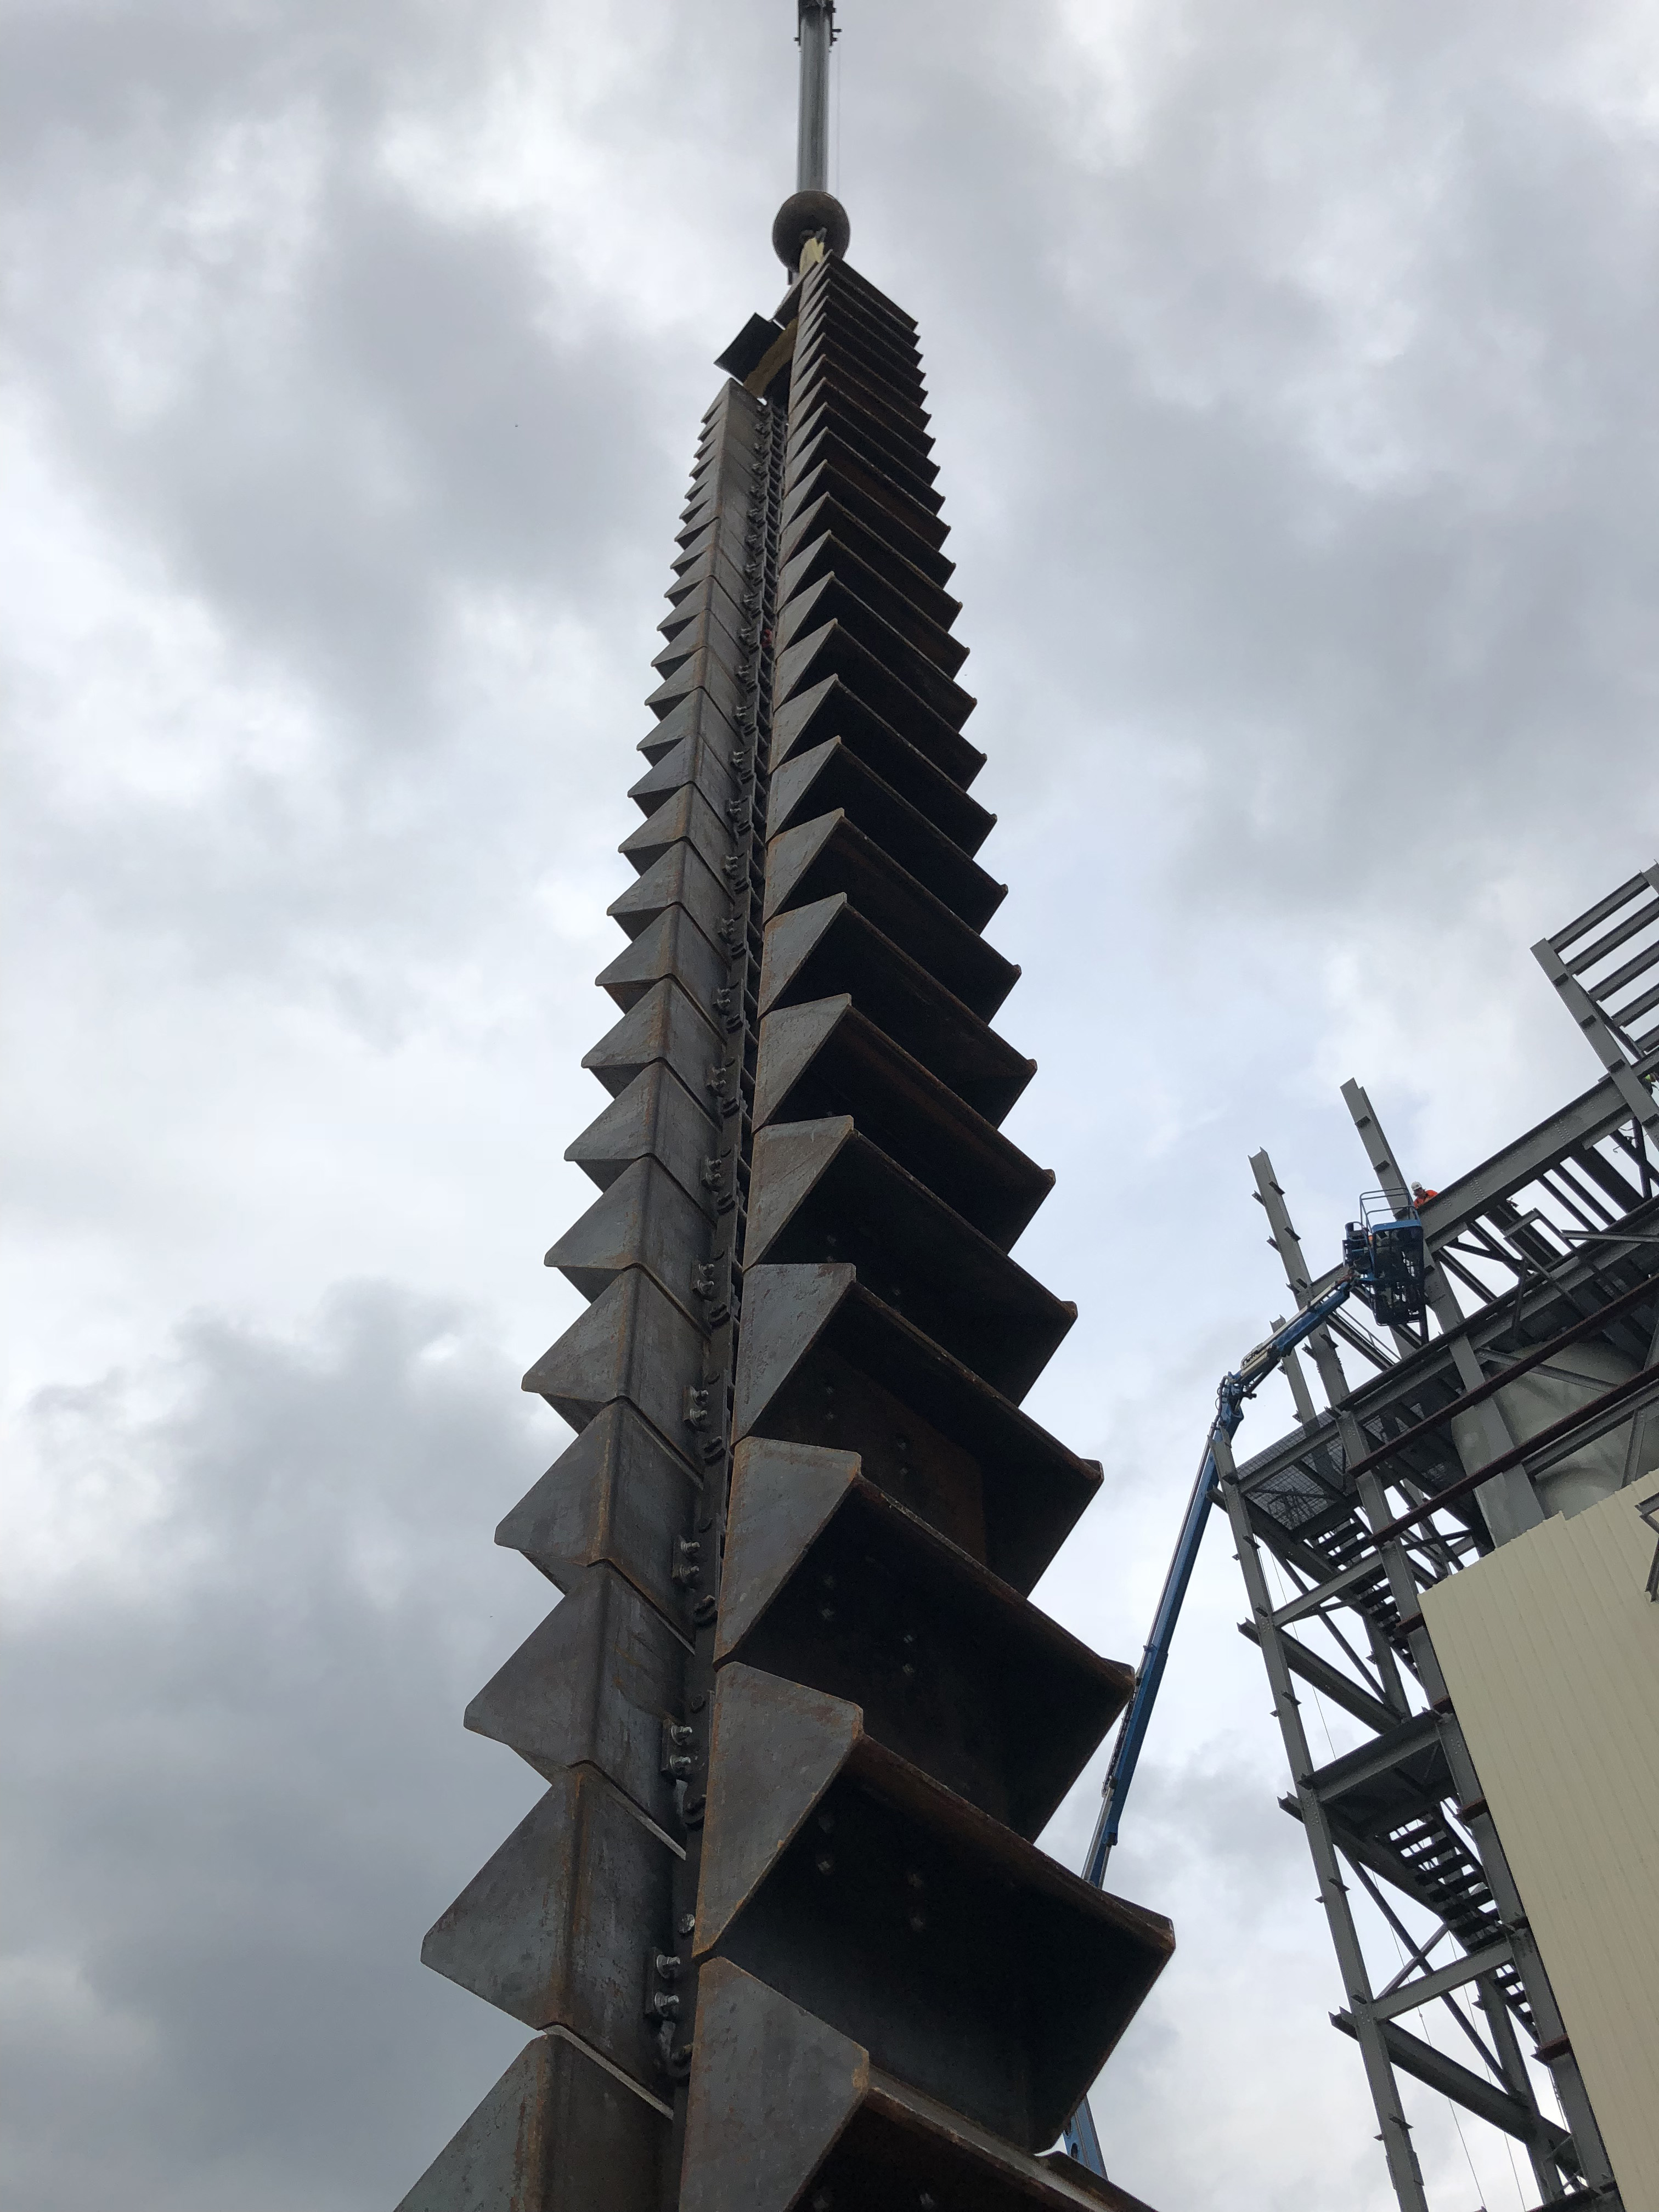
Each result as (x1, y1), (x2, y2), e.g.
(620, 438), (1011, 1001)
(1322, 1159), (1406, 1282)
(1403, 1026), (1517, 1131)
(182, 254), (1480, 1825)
(1061, 1193), (1427, 2174)
(1059, 1276), (1355, 2176)
(1081, 1273), (1356, 1886)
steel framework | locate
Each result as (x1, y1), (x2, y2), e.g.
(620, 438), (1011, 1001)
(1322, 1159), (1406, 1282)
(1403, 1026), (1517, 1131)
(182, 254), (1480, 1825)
(1224, 865), (1659, 2211)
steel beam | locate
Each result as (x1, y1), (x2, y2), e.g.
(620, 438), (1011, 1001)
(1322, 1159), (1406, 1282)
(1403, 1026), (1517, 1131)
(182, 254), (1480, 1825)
(1237, 1619), (1396, 1733)
(1368, 1939), (1514, 2023)
(1330, 2013), (1573, 2153)
(1219, 1436), (1431, 2212)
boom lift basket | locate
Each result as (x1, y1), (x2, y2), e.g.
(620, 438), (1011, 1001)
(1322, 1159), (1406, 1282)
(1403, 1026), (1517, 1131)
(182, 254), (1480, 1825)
(1342, 1192), (1427, 1328)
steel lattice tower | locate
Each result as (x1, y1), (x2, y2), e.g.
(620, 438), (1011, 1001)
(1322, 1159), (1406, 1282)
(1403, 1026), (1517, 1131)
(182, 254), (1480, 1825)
(391, 10), (1175, 2209)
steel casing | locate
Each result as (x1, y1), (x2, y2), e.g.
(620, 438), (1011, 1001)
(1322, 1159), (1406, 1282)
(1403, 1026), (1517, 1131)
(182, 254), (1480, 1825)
(394, 253), (1172, 2212)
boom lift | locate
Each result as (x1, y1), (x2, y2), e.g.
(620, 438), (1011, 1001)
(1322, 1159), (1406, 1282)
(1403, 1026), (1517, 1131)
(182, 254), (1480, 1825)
(1061, 1199), (1428, 2176)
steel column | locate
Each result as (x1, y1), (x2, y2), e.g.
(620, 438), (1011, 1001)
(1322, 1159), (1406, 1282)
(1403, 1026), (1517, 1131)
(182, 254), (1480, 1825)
(1218, 1435), (1431, 2212)
(796, 0), (834, 194)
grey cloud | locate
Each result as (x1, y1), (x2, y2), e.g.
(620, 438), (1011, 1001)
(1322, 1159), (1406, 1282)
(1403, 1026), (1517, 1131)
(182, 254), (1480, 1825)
(2, 1284), (560, 2212)
(8, 88), (657, 733)
(2, 0), (783, 1039)
(7, 3), (1657, 2208)
(850, 3), (1659, 919)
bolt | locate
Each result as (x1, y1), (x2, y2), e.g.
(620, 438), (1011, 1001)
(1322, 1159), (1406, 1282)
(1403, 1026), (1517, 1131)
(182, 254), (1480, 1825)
(815, 1852), (834, 1876)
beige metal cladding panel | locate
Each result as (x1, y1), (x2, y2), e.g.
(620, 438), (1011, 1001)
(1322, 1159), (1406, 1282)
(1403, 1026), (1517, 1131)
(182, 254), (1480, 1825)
(1421, 1487), (1659, 2211)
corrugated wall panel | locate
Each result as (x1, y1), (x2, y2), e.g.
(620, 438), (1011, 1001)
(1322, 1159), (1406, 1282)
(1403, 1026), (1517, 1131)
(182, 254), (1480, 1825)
(1422, 1486), (1659, 2210)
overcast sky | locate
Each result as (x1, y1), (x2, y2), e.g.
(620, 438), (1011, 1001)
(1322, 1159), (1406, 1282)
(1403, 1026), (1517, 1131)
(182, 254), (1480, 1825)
(5, 3), (1658, 2208)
